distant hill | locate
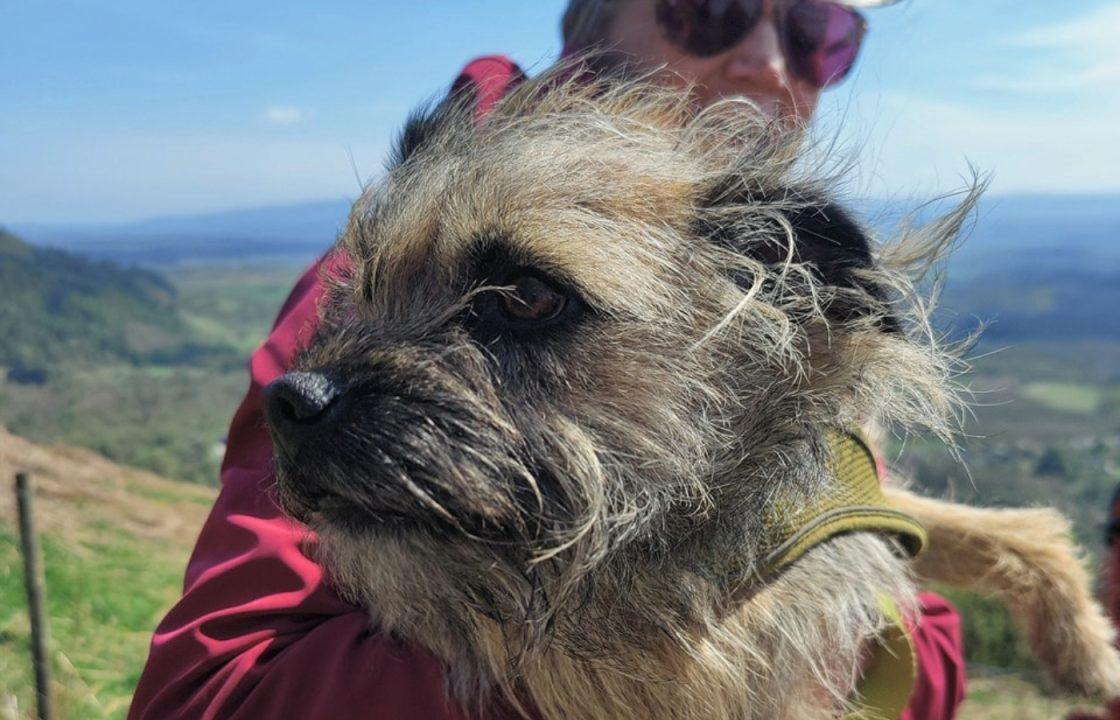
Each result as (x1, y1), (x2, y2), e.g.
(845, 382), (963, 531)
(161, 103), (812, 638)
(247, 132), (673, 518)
(945, 265), (1120, 344)
(11, 194), (1119, 270)
(857, 194), (1120, 343)
(12, 199), (351, 266)
(0, 228), (238, 382)
(7, 193), (1119, 346)
(863, 193), (1120, 276)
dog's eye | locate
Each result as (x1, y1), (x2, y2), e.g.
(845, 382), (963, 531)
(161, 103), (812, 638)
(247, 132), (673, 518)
(464, 268), (583, 342)
(500, 276), (567, 322)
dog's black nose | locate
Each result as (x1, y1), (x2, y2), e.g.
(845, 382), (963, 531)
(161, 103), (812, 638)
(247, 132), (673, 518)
(263, 372), (342, 450)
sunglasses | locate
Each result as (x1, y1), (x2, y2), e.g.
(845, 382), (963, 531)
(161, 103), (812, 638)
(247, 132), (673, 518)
(655, 0), (868, 89)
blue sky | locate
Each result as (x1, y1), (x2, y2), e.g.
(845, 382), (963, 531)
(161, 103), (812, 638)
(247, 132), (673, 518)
(2, 0), (1118, 223)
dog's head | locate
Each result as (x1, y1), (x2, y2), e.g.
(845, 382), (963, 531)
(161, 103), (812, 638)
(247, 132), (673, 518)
(263, 68), (972, 709)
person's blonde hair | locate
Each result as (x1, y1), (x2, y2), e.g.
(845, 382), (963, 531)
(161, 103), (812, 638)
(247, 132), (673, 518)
(561, 0), (621, 52)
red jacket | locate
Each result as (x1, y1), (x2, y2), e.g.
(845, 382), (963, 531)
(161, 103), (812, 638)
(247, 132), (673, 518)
(1104, 488), (1120, 720)
(1108, 486), (1120, 637)
(129, 56), (966, 720)
(1067, 489), (1120, 720)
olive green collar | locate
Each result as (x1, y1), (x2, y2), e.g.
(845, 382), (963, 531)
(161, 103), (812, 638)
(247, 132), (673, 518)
(758, 430), (926, 720)
(846, 594), (918, 720)
(760, 430), (927, 577)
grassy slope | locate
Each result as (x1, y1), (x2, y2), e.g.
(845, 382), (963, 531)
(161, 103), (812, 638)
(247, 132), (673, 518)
(0, 263), (296, 717)
(170, 264), (305, 356)
(0, 427), (214, 719)
(0, 230), (242, 380)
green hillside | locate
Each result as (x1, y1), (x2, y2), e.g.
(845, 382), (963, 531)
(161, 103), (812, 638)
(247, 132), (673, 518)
(0, 230), (302, 484)
(0, 229), (240, 383)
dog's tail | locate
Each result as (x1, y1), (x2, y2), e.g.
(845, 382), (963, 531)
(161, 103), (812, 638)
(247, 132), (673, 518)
(885, 487), (1120, 698)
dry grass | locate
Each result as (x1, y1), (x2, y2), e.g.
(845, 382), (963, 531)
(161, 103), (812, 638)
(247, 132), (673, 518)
(0, 426), (213, 546)
(0, 426), (214, 719)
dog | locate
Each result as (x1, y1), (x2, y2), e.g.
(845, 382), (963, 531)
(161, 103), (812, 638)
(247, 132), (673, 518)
(262, 67), (1120, 719)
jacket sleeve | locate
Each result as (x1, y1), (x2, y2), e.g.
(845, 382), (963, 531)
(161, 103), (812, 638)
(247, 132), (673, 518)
(128, 255), (475, 720)
(901, 592), (967, 720)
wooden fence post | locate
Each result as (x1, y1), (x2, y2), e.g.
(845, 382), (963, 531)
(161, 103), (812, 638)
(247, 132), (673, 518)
(15, 472), (52, 720)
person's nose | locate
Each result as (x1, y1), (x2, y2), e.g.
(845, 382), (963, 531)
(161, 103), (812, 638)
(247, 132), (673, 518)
(722, 12), (793, 100)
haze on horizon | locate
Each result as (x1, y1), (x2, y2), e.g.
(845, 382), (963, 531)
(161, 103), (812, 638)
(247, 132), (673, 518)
(3, 0), (1118, 225)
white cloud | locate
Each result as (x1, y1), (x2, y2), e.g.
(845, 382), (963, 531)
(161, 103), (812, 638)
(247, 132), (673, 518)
(1008, 3), (1120, 50)
(262, 105), (306, 126)
(822, 91), (1120, 199)
(977, 3), (1120, 93)
(974, 62), (1120, 94)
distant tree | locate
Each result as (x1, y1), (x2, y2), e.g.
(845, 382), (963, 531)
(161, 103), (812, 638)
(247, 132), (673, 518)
(939, 588), (1035, 670)
(1035, 447), (1068, 477)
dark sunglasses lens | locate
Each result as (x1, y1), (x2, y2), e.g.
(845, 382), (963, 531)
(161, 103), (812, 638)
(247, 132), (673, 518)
(784, 1), (865, 88)
(656, 0), (763, 58)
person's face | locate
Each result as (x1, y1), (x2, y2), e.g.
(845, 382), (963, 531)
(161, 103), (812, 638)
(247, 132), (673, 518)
(605, 0), (822, 122)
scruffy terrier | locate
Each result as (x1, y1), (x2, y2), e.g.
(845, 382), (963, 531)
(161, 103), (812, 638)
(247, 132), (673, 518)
(263, 68), (1120, 719)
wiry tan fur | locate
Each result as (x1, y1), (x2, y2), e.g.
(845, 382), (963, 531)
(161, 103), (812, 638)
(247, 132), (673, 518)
(266, 63), (1120, 719)
(887, 487), (1120, 697)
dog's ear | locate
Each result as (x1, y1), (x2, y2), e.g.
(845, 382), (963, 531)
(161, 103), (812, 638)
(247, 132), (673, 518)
(387, 85), (479, 170)
(390, 58), (527, 169)
(388, 104), (443, 169)
(387, 97), (462, 170)
(701, 187), (898, 332)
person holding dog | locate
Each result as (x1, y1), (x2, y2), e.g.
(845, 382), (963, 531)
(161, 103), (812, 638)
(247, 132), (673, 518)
(129, 2), (966, 718)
